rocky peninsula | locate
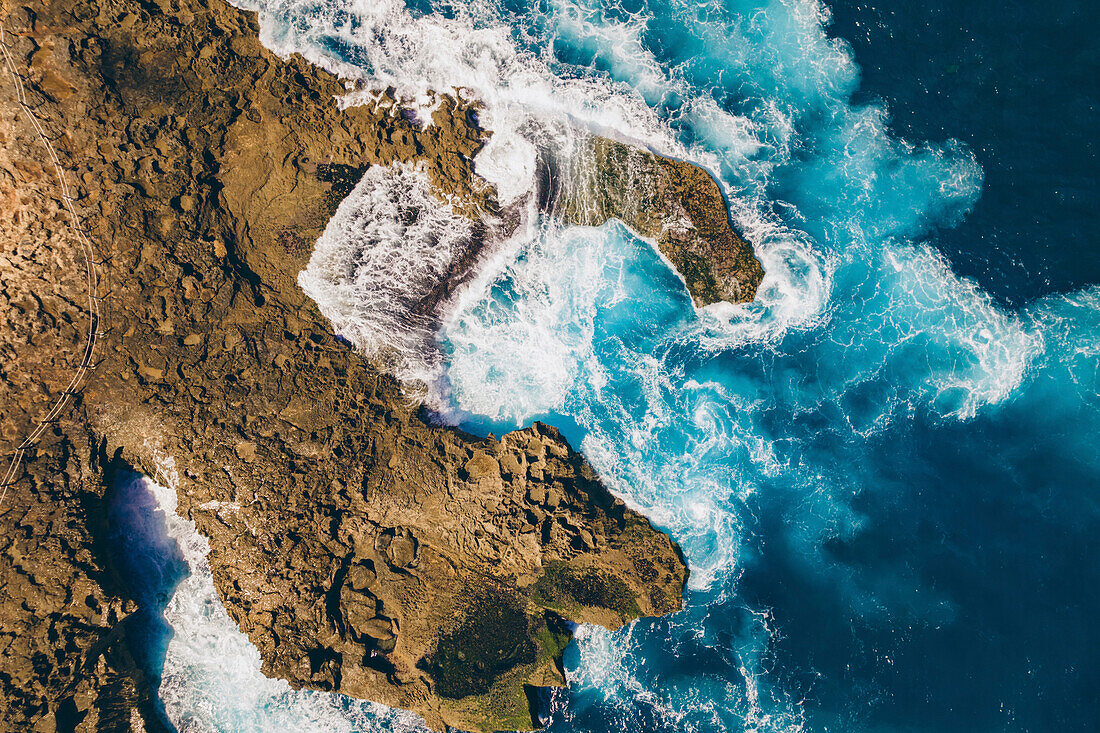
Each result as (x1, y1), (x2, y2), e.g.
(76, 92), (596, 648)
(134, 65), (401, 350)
(548, 135), (764, 306)
(0, 0), (761, 730)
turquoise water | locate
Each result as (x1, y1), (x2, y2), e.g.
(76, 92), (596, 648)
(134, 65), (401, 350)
(433, 1), (1100, 730)
(442, 220), (1098, 731)
(109, 0), (1099, 730)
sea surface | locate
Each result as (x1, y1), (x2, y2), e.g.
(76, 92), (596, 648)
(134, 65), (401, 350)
(108, 0), (1099, 731)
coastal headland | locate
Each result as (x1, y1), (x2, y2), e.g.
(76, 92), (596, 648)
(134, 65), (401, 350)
(0, 0), (761, 729)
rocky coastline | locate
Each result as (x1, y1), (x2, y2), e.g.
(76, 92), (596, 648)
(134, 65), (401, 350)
(0, 0), (761, 729)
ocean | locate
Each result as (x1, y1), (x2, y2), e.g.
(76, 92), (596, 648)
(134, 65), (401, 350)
(108, 0), (1099, 731)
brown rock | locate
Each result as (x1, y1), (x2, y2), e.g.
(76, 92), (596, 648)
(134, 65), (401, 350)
(346, 564), (376, 591)
(234, 442), (257, 462)
(550, 135), (764, 306)
(0, 1), (690, 732)
(463, 451), (500, 481)
(360, 617), (395, 641)
(500, 451), (523, 477)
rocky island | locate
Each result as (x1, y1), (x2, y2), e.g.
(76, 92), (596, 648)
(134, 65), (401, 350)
(0, 0), (761, 730)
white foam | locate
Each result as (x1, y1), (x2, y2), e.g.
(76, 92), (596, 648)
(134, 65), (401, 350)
(441, 219), (617, 423)
(234, 0), (678, 147)
(563, 616), (806, 733)
(697, 225), (833, 351)
(298, 161), (474, 395)
(473, 129), (538, 207)
(880, 241), (1044, 420)
(821, 239), (1045, 424)
(440, 218), (780, 587)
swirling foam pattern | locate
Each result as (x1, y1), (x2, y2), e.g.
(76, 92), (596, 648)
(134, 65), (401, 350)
(115, 0), (1099, 730)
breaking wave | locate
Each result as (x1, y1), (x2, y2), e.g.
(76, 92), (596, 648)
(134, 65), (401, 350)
(298, 162), (475, 393)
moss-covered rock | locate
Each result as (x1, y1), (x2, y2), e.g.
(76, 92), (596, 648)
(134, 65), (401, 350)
(533, 561), (641, 623)
(421, 588), (537, 700)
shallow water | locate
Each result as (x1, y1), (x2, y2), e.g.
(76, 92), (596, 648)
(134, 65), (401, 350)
(113, 0), (1100, 730)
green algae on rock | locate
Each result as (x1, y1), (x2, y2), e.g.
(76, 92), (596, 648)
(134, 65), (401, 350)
(532, 560), (642, 624)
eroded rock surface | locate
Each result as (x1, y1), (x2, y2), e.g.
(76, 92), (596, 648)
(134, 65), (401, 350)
(0, 0), (689, 730)
(549, 135), (765, 306)
(0, 13), (164, 729)
(183, 419), (685, 731)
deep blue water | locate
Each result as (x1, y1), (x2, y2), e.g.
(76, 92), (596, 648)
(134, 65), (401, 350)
(827, 0), (1100, 306)
(111, 0), (1099, 731)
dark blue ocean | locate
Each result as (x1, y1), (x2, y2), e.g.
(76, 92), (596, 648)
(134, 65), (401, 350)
(828, 0), (1100, 307)
(109, 0), (1100, 731)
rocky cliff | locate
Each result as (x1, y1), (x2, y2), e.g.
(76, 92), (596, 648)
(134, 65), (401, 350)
(0, 0), (701, 730)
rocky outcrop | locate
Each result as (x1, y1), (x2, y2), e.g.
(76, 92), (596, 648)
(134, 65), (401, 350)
(178, 418), (685, 731)
(0, 0), (688, 731)
(548, 135), (764, 306)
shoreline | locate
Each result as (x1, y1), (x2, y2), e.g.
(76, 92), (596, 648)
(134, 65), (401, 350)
(0, 0), (702, 729)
